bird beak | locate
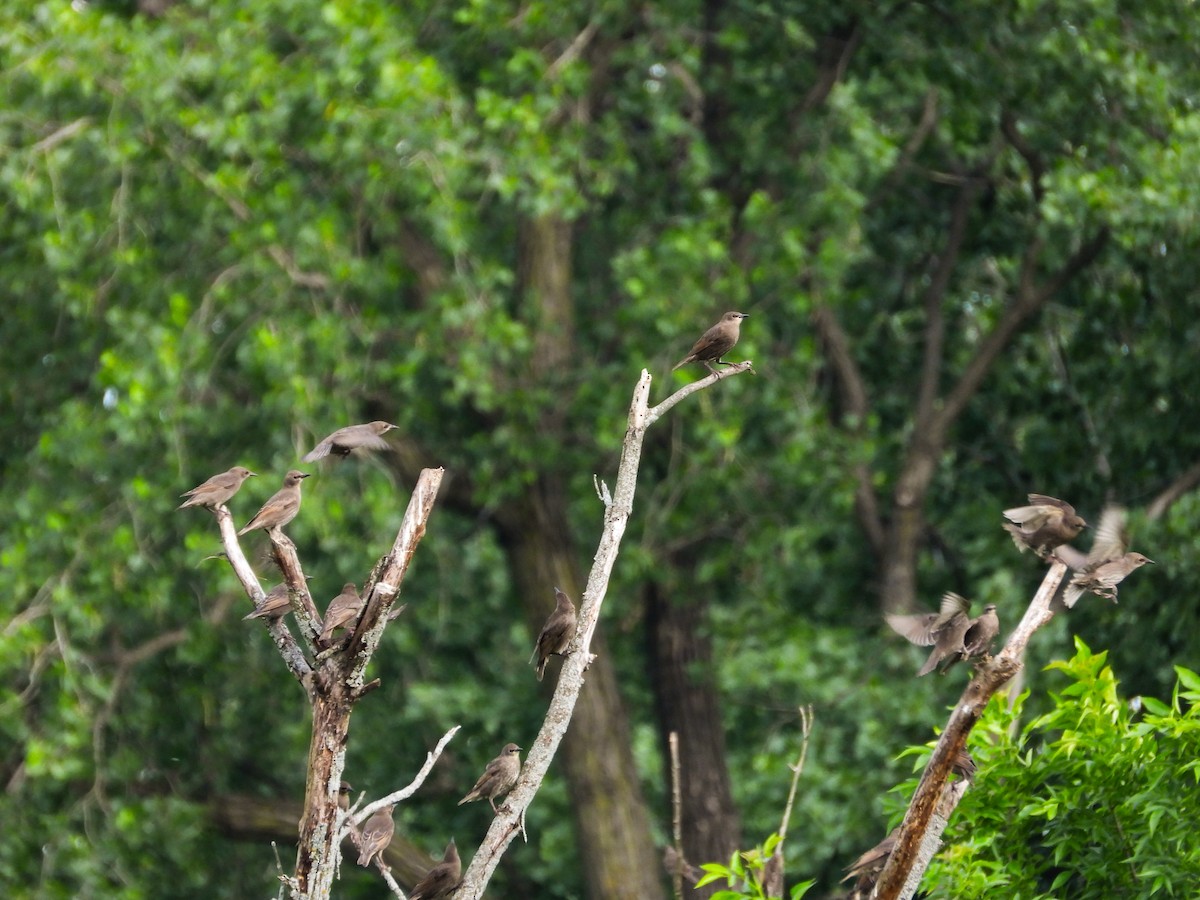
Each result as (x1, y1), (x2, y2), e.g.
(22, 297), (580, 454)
(249, 471), (258, 477)
(300, 472), (311, 479)
(1145, 558), (1156, 564)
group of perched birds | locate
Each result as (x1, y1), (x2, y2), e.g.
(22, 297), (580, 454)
(178, 418), (589, 894)
(844, 493), (1154, 895)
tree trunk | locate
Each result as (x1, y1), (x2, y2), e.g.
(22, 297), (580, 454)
(645, 579), (741, 898)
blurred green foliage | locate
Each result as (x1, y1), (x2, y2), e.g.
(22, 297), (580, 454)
(1, 0), (1198, 897)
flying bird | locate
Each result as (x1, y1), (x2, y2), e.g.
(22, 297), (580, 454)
(672, 311), (750, 373)
(409, 839), (462, 900)
(237, 470), (309, 535)
(303, 421), (397, 463)
(531, 588), (577, 682)
(319, 583), (364, 643)
(458, 742), (522, 814)
(356, 802), (395, 867)
(178, 466), (256, 510)
(886, 592), (973, 676)
(1002, 494), (1087, 559)
(1062, 505), (1153, 608)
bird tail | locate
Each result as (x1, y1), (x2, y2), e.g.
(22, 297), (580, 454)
(457, 792), (477, 806)
(357, 849), (372, 866)
(535, 658), (546, 682)
(671, 358), (688, 371)
(1062, 584), (1084, 608)
(916, 653), (941, 677)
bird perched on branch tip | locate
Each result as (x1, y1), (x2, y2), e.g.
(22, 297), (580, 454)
(1002, 493), (1087, 560)
(237, 470), (309, 535)
(178, 466), (256, 510)
(673, 311), (750, 373)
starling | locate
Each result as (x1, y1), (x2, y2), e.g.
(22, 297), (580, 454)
(243, 583), (293, 621)
(672, 311), (750, 373)
(356, 802), (396, 867)
(1002, 494), (1087, 560)
(319, 583), (364, 643)
(303, 421), (397, 463)
(886, 592), (973, 676)
(960, 605), (1000, 661)
(237, 470), (310, 535)
(951, 747), (978, 782)
(841, 829), (898, 886)
(338, 781), (353, 812)
(1062, 505), (1153, 608)
(409, 839), (462, 900)
(531, 587), (577, 682)
(178, 466), (256, 510)
(458, 742), (522, 814)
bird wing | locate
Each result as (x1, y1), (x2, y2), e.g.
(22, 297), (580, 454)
(1086, 505), (1128, 566)
(885, 612), (941, 646)
(302, 439), (334, 463)
(1027, 494), (1073, 513)
(1053, 543), (1089, 570)
(1002, 502), (1059, 530)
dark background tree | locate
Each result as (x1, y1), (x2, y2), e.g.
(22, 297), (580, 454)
(2, 0), (1198, 897)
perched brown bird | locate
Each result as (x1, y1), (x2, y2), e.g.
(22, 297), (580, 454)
(458, 742), (522, 813)
(1062, 505), (1153, 608)
(886, 592), (973, 676)
(338, 781), (353, 812)
(356, 802), (395, 867)
(319, 583), (364, 643)
(409, 839), (461, 900)
(243, 583), (293, 621)
(672, 311), (750, 373)
(951, 747), (978, 782)
(303, 421), (397, 463)
(237, 470), (309, 535)
(959, 605), (1000, 664)
(531, 588), (577, 682)
(1002, 494), (1087, 559)
(841, 829), (898, 887)
(178, 466), (256, 510)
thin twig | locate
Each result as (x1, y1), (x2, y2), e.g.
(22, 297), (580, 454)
(352, 726), (461, 826)
(670, 732), (684, 900)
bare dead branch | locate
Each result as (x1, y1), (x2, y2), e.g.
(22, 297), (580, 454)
(351, 726), (461, 826)
(454, 367), (754, 899)
(346, 468), (444, 688)
(873, 562), (1067, 899)
(212, 506), (313, 687)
